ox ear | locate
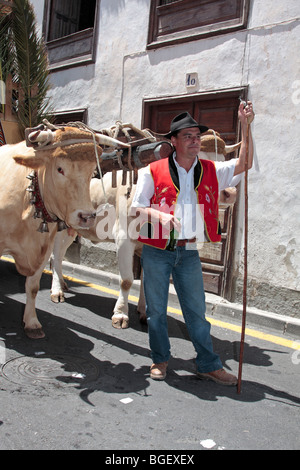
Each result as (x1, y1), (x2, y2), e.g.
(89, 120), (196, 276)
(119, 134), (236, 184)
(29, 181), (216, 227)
(224, 142), (241, 154)
(13, 149), (47, 169)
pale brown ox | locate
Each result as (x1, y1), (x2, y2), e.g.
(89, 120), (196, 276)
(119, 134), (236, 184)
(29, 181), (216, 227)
(0, 126), (126, 338)
(50, 130), (241, 329)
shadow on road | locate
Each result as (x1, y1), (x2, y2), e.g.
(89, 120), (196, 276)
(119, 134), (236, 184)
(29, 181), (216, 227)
(1, 259), (299, 410)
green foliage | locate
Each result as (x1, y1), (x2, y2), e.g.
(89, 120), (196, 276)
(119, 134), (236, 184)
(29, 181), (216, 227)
(0, 0), (52, 133)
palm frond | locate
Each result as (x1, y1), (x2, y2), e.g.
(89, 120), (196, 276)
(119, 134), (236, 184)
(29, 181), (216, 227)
(1, 0), (53, 133)
(0, 4), (15, 84)
(12, 0), (52, 130)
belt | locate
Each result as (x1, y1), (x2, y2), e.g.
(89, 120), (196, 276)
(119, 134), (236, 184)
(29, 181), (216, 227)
(176, 237), (196, 247)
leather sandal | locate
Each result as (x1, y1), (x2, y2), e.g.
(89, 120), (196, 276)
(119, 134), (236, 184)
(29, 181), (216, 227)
(150, 362), (168, 380)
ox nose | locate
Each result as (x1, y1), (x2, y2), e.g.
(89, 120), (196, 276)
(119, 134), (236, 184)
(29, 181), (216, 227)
(78, 211), (96, 226)
(79, 212), (96, 220)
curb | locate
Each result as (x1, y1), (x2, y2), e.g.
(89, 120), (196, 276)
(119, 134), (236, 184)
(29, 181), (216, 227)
(60, 260), (300, 338)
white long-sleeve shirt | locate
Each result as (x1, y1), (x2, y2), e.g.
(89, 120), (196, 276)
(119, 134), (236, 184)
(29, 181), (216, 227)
(131, 154), (236, 241)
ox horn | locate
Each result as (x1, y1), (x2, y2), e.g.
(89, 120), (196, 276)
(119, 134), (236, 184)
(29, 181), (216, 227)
(95, 134), (130, 148)
(224, 142), (242, 154)
(28, 129), (54, 146)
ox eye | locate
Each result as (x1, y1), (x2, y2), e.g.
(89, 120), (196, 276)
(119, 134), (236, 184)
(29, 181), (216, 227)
(57, 167), (64, 175)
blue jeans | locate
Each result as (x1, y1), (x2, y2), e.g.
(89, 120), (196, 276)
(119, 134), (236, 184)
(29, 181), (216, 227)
(141, 244), (223, 373)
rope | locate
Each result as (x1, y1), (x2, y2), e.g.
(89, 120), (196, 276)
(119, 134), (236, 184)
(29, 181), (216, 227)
(212, 129), (218, 161)
(99, 121), (157, 189)
(40, 119), (157, 198)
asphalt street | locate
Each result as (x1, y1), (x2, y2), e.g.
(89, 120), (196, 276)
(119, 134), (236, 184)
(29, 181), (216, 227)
(0, 256), (299, 452)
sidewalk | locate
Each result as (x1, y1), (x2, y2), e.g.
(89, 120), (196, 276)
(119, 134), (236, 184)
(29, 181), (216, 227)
(59, 259), (300, 338)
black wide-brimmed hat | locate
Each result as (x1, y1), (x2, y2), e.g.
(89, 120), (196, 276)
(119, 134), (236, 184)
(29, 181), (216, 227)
(164, 111), (209, 139)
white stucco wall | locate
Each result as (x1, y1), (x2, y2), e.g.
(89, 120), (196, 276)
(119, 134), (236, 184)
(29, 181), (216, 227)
(31, 0), (300, 313)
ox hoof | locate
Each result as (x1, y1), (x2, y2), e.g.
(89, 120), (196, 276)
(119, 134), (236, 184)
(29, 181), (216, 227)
(112, 316), (129, 329)
(24, 327), (45, 339)
(50, 293), (65, 303)
(121, 318), (129, 329)
(138, 311), (147, 325)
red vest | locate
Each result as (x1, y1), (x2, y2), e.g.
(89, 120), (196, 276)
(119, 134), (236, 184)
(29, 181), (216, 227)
(138, 156), (221, 249)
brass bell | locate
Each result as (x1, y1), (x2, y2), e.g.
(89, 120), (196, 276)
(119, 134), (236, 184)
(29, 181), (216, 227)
(57, 220), (68, 231)
(37, 220), (49, 233)
(30, 195), (37, 204)
(26, 171), (35, 180)
(26, 185), (34, 192)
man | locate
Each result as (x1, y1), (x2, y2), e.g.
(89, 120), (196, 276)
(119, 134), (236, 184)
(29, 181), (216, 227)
(130, 102), (254, 384)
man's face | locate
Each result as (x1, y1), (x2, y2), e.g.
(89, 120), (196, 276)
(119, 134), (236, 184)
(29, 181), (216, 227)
(171, 127), (201, 159)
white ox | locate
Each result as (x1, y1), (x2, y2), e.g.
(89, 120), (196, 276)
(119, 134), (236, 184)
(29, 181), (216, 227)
(50, 130), (241, 329)
(0, 125), (126, 338)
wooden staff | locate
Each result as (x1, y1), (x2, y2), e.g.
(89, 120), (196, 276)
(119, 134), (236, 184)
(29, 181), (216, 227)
(237, 119), (250, 394)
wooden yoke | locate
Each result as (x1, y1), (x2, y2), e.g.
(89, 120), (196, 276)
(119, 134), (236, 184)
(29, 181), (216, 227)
(98, 123), (173, 187)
